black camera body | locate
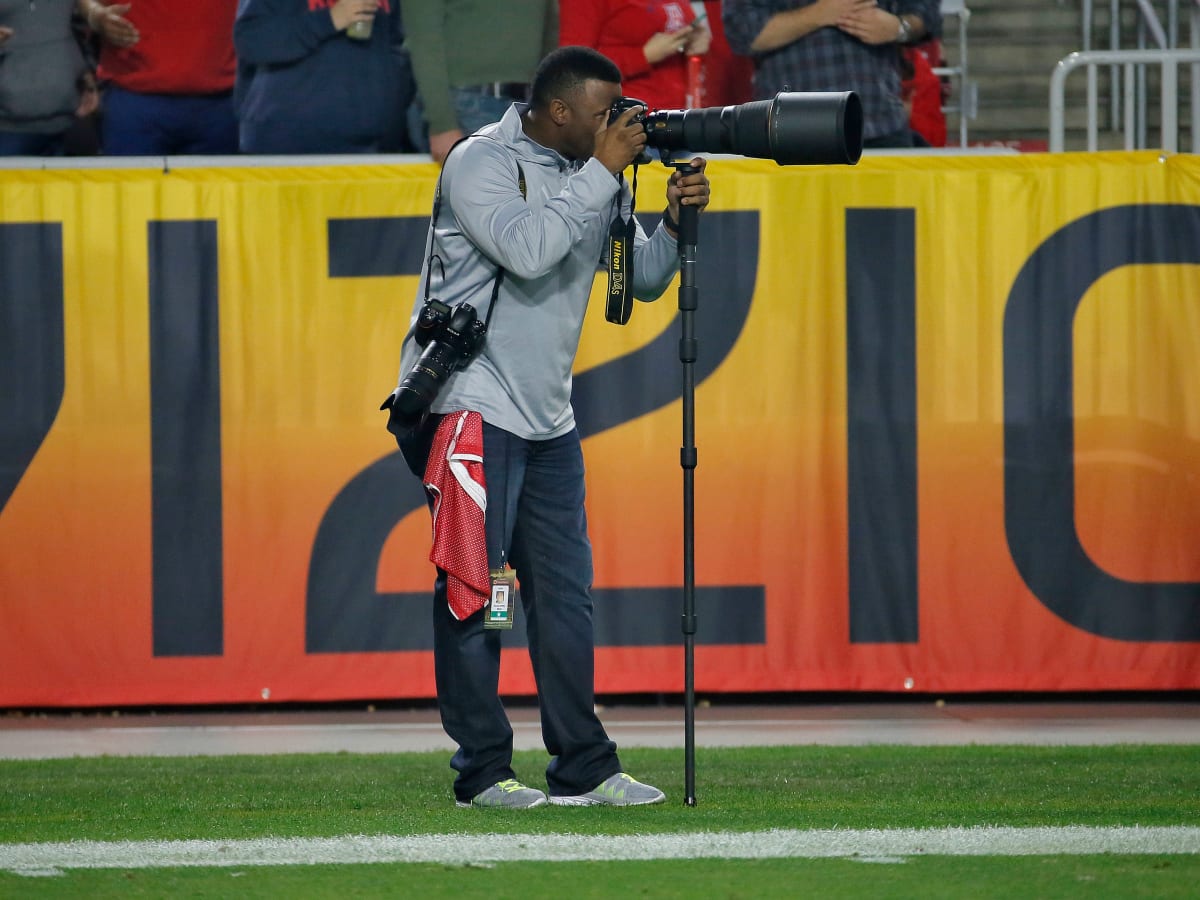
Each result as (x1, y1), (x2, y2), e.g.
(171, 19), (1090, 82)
(607, 91), (863, 166)
(609, 95), (653, 165)
(391, 299), (487, 430)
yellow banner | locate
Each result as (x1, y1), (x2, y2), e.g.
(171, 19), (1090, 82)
(0, 152), (1197, 706)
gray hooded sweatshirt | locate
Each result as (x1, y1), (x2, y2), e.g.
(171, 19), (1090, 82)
(0, 0), (86, 134)
(393, 102), (681, 441)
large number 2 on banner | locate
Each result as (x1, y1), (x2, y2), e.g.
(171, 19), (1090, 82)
(1, 225), (64, 517)
(5, 207), (1197, 660)
(0, 222), (225, 658)
(305, 212), (768, 654)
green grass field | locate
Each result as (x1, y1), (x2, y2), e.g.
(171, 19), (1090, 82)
(2, 745), (1198, 897)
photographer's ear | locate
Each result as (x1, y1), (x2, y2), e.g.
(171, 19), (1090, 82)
(549, 98), (571, 126)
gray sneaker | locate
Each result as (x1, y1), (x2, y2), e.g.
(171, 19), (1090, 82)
(548, 773), (666, 807)
(456, 779), (548, 809)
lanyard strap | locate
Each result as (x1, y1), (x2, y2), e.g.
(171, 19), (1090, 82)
(421, 136), (527, 330)
(605, 165), (638, 325)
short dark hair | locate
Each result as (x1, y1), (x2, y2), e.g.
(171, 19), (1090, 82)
(530, 46), (621, 110)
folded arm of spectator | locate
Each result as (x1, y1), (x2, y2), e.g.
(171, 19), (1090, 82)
(81, 1), (139, 48)
(837, 3), (930, 45)
(723, 0), (873, 55)
(233, 0), (356, 66)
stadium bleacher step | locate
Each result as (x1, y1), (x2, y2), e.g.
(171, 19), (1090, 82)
(960, 0), (1193, 150)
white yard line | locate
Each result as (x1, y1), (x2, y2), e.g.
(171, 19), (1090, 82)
(2, 827), (1197, 874)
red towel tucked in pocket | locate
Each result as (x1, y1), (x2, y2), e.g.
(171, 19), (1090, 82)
(424, 411), (490, 620)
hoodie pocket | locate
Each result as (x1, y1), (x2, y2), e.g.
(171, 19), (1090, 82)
(0, 40), (84, 125)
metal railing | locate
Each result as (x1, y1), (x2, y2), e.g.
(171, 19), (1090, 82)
(1073, 0), (1199, 149)
(933, 0), (977, 147)
(1049, 47), (1200, 150)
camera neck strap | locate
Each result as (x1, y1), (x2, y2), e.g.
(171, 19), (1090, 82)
(605, 165), (638, 326)
(422, 136), (527, 333)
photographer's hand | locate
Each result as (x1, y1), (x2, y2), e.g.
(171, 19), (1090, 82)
(593, 104), (648, 175)
(665, 157), (711, 236)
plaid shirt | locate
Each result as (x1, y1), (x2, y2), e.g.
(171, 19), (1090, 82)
(723, 0), (941, 140)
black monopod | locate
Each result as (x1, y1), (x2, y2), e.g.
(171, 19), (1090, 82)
(641, 91), (863, 806)
(673, 160), (701, 807)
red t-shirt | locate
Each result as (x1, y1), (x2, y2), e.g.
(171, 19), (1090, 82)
(97, 0), (237, 95)
(700, 0), (752, 107)
(901, 47), (946, 147)
(561, 0), (699, 112)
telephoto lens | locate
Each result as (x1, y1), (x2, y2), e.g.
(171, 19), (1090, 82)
(617, 91), (864, 166)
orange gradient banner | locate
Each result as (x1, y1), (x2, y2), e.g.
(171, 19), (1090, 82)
(0, 152), (1197, 707)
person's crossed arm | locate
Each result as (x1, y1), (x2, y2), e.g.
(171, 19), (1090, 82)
(837, 2), (930, 45)
(81, 1), (139, 48)
(728, 0), (873, 55)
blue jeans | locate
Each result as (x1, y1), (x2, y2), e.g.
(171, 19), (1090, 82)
(0, 131), (65, 156)
(102, 85), (238, 156)
(451, 89), (515, 135)
(404, 418), (621, 802)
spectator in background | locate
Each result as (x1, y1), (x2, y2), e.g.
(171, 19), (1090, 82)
(234, 0), (415, 154)
(62, 7), (102, 155)
(0, 0), (98, 156)
(723, 0), (940, 148)
(699, 0), (752, 106)
(560, 1), (709, 112)
(900, 44), (945, 147)
(405, 0), (558, 164)
(87, 1), (239, 155)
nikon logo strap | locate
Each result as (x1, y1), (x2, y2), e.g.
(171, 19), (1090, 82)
(605, 169), (638, 325)
(605, 215), (636, 325)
